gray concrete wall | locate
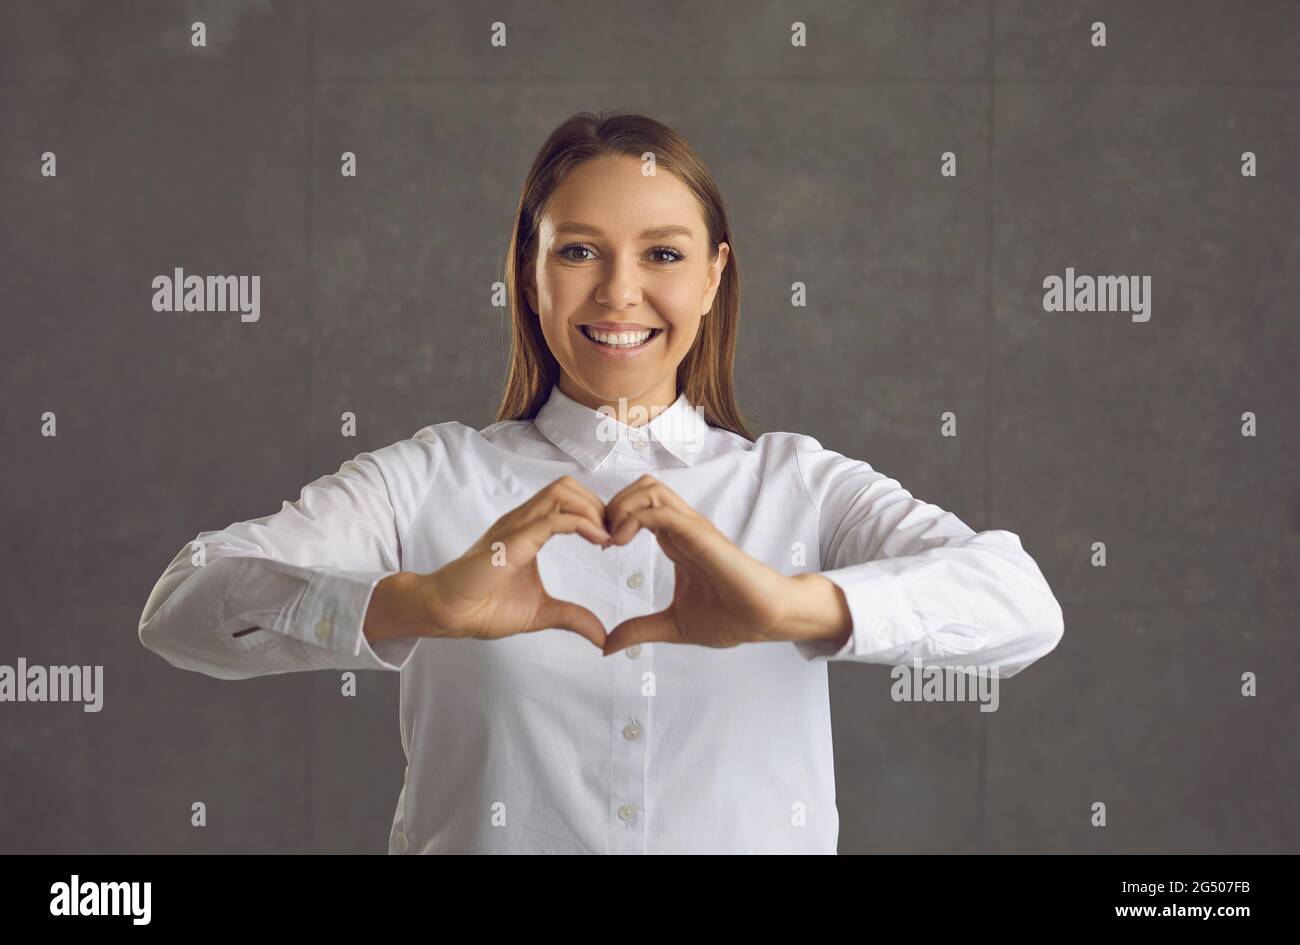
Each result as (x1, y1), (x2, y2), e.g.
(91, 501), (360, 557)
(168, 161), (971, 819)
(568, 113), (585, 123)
(1, 0), (1296, 852)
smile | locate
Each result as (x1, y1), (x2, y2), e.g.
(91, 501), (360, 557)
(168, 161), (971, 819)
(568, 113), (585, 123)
(578, 324), (663, 360)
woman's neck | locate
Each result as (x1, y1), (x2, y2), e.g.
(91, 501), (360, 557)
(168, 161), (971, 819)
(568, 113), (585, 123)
(557, 374), (675, 427)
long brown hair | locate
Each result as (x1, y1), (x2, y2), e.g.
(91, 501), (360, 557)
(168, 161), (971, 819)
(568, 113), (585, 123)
(494, 110), (754, 440)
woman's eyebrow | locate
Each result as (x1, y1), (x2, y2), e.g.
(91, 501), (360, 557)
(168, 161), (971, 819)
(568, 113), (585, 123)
(556, 222), (694, 240)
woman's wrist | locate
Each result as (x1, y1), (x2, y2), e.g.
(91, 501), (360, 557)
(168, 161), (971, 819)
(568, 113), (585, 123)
(363, 571), (431, 644)
(776, 573), (853, 648)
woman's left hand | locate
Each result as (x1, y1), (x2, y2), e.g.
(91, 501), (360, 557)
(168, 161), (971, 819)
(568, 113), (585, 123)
(600, 474), (851, 656)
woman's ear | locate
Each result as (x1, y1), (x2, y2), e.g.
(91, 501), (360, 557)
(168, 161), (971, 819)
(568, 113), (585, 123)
(701, 242), (730, 315)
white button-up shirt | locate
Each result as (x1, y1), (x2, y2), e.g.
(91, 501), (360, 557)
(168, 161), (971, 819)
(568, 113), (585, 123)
(138, 382), (1064, 853)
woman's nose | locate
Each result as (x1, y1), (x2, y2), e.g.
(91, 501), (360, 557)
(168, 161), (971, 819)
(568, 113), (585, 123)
(596, 255), (644, 309)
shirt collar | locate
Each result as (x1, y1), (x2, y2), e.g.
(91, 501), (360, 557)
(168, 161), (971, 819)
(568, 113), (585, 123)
(533, 382), (709, 471)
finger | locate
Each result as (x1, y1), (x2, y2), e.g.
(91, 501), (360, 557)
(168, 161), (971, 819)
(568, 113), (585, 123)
(553, 475), (607, 517)
(603, 609), (682, 655)
(606, 478), (693, 540)
(549, 480), (609, 538)
(506, 476), (607, 539)
(511, 487), (610, 547)
(504, 473), (600, 532)
(606, 474), (691, 516)
(612, 506), (719, 574)
(511, 510), (609, 560)
(607, 502), (689, 548)
(608, 501), (667, 547)
(535, 596), (608, 649)
(607, 472), (664, 507)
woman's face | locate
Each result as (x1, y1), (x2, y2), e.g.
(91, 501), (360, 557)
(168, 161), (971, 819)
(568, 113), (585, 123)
(525, 154), (729, 414)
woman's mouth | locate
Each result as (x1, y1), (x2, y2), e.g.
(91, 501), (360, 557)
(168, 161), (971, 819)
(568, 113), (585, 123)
(578, 324), (663, 360)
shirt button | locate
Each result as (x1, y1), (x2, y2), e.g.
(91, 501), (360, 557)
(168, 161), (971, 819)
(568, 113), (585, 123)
(632, 438), (647, 449)
(315, 616), (333, 643)
(875, 620), (891, 642)
(623, 722), (642, 741)
(394, 831), (409, 853)
(618, 804), (637, 823)
(625, 644), (642, 659)
(626, 571), (644, 589)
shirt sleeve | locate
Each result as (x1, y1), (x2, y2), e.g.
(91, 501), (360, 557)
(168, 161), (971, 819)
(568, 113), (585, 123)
(138, 446), (426, 681)
(789, 434), (1064, 677)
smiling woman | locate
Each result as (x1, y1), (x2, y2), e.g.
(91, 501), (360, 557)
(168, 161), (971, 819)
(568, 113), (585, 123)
(529, 181), (718, 382)
(501, 115), (745, 435)
(138, 110), (1064, 855)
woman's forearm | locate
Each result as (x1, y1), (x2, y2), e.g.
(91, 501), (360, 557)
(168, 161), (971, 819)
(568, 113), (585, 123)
(363, 571), (431, 645)
(778, 573), (853, 648)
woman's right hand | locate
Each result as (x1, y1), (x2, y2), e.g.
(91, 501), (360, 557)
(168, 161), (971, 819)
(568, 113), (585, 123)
(363, 476), (612, 649)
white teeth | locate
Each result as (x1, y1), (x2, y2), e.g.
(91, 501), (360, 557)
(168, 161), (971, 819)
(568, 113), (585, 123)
(583, 326), (655, 347)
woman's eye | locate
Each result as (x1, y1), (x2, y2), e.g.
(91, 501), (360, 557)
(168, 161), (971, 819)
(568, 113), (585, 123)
(557, 244), (685, 264)
(559, 244), (595, 262)
(649, 246), (685, 263)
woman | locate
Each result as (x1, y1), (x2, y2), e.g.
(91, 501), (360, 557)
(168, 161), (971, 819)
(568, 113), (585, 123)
(139, 110), (1064, 854)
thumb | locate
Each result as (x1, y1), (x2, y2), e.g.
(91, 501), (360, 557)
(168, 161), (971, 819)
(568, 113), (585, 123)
(535, 596), (608, 650)
(603, 609), (681, 656)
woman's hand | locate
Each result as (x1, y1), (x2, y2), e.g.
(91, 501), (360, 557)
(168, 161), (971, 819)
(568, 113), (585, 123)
(366, 475), (612, 650)
(363, 472), (852, 655)
(600, 475), (853, 655)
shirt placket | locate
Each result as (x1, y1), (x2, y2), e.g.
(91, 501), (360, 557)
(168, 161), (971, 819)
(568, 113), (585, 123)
(608, 430), (654, 853)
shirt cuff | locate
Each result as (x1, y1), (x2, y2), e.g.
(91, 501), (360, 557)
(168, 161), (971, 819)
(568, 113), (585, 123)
(277, 566), (420, 672)
(792, 562), (922, 663)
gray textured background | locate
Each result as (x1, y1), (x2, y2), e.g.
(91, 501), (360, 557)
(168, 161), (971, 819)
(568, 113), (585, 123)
(2, 0), (1297, 853)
